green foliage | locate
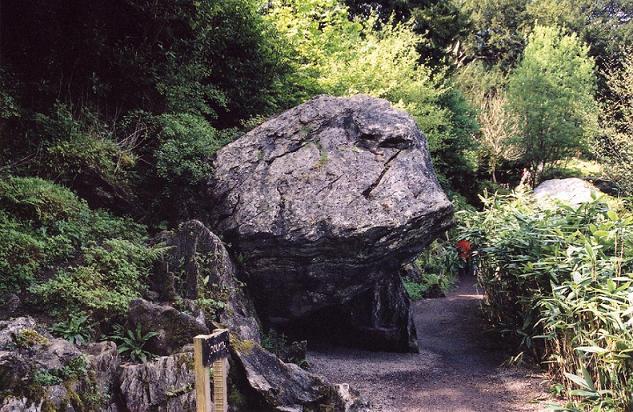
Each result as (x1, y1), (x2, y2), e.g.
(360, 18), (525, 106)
(33, 104), (133, 177)
(1, 0), (292, 123)
(459, 0), (530, 68)
(402, 278), (427, 300)
(155, 114), (230, 183)
(344, 0), (471, 68)
(261, 329), (289, 356)
(23, 104), (136, 210)
(261, 329), (308, 367)
(0, 176), (153, 322)
(151, 113), (235, 222)
(1, 0), (299, 223)
(0, 70), (19, 121)
(14, 328), (49, 348)
(109, 324), (159, 363)
(31, 370), (63, 387)
(51, 313), (94, 346)
(460, 192), (633, 410)
(404, 240), (461, 300)
(540, 158), (604, 182)
(507, 26), (599, 183)
(458, 0), (633, 74)
(416, 240), (461, 282)
(0, 176), (84, 225)
(31, 356), (88, 387)
(32, 239), (160, 318)
(526, 0), (633, 70)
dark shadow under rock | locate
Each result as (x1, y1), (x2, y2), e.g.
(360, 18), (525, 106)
(284, 272), (418, 353)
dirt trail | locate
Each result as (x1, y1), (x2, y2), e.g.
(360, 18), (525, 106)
(308, 275), (553, 411)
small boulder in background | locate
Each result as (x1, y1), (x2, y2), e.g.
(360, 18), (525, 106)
(533, 178), (602, 206)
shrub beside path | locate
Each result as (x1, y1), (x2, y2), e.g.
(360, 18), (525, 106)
(308, 275), (555, 411)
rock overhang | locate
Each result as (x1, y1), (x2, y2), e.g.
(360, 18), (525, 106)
(206, 95), (453, 351)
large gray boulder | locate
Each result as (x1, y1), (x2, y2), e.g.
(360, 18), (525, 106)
(207, 95), (453, 351)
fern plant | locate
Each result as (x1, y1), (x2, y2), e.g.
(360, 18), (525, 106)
(51, 313), (93, 345)
(109, 324), (158, 363)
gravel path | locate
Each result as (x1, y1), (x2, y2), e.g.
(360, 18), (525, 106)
(308, 275), (553, 411)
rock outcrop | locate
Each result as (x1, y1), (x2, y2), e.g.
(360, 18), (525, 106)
(230, 338), (370, 412)
(0, 317), (112, 411)
(126, 299), (210, 356)
(84, 341), (120, 411)
(533, 178), (602, 206)
(207, 95), (453, 351)
(152, 220), (261, 343)
(148, 220), (368, 410)
(345, 271), (418, 351)
(1, 219), (372, 411)
(119, 352), (195, 412)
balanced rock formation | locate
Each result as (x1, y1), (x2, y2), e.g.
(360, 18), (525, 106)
(208, 95), (453, 351)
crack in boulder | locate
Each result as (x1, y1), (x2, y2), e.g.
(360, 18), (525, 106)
(361, 150), (402, 199)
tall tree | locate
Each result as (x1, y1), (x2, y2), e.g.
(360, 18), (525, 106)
(527, 0), (633, 69)
(458, 0), (530, 69)
(599, 51), (633, 195)
(344, 0), (471, 68)
(507, 25), (598, 183)
(459, 0), (633, 77)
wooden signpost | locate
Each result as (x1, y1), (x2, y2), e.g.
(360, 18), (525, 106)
(194, 329), (230, 412)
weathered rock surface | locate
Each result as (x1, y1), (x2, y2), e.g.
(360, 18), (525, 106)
(231, 339), (370, 411)
(533, 178), (602, 206)
(207, 95), (453, 350)
(127, 299), (209, 356)
(147, 220), (371, 410)
(84, 341), (120, 410)
(152, 220), (261, 343)
(119, 352), (195, 412)
(331, 384), (372, 412)
(0, 317), (105, 411)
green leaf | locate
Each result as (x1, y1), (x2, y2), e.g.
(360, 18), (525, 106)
(575, 346), (607, 354)
(564, 372), (591, 390)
